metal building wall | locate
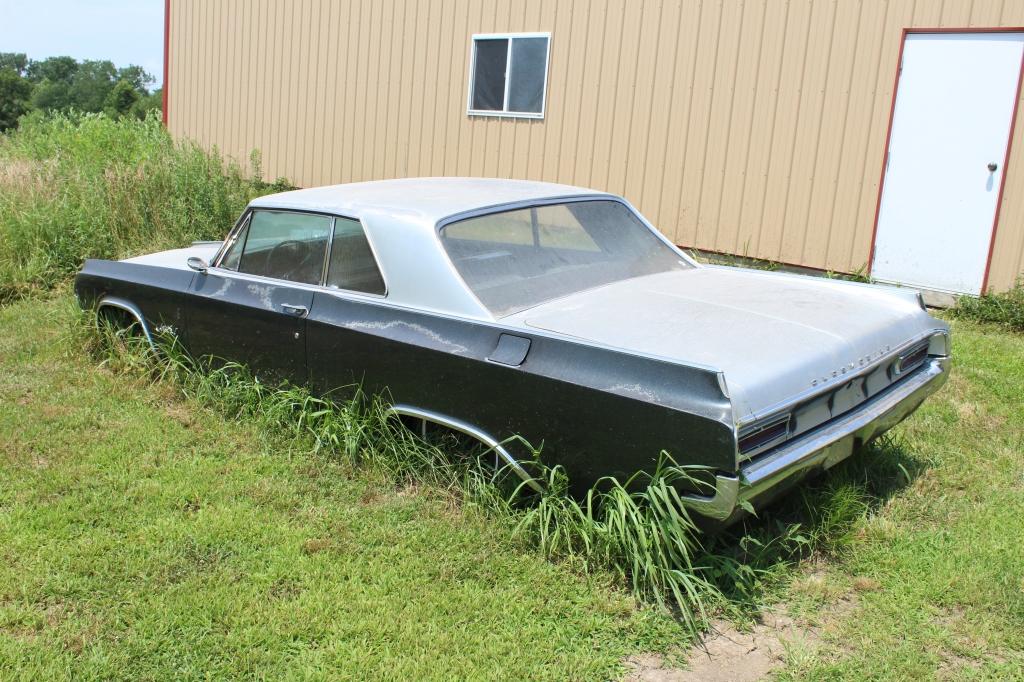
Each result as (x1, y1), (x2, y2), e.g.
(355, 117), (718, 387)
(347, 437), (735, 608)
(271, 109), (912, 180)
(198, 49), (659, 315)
(166, 0), (1024, 291)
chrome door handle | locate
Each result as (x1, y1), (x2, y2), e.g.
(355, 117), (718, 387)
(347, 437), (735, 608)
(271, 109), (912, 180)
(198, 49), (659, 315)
(281, 303), (308, 317)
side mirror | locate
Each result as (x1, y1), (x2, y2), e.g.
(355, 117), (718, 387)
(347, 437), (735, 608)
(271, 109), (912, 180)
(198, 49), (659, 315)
(186, 256), (209, 273)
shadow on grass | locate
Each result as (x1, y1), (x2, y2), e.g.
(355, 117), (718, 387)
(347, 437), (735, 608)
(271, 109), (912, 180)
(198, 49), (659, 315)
(701, 434), (930, 615)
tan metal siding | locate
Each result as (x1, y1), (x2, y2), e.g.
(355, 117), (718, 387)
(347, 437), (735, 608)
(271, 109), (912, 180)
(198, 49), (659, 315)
(167, 0), (1024, 290)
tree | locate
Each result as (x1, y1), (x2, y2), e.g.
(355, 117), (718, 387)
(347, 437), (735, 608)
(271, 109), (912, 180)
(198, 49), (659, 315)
(69, 60), (118, 112)
(3, 56), (159, 129)
(116, 65), (155, 93)
(130, 88), (162, 120)
(103, 79), (141, 118)
(0, 52), (28, 76)
(25, 56), (78, 84)
(0, 68), (32, 131)
(30, 79), (73, 112)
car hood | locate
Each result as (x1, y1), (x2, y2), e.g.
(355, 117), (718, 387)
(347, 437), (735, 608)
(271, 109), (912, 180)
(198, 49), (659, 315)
(121, 242), (223, 269)
(509, 266), (944, 421)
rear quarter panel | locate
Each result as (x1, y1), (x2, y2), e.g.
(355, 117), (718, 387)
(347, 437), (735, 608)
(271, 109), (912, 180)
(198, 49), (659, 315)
(306, 293), (738, 488)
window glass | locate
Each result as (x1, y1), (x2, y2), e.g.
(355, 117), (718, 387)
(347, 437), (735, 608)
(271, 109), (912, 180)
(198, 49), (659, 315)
(325, 217), (386, 295)
(471, 38), (508, 111)
(507, 37), (548, 113)
(219, 215), (250, 271)
(469, 35), (549, 116)
(237, 210), (331, 284)
(440, 200), (690, 317)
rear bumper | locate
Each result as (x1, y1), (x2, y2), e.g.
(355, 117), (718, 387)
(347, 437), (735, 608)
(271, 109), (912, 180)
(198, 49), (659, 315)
(684, 356), (950, 522)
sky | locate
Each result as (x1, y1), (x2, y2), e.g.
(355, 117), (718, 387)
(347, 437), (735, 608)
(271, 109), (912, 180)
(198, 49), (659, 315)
(0, 0), (165, 88)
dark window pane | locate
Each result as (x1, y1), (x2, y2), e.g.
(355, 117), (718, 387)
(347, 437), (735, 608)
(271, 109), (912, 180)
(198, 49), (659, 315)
(508, 37), (548, 113)
(238, 210), (331, 285)
(471, 38), (508, 111)
(325, 217), (386, 295)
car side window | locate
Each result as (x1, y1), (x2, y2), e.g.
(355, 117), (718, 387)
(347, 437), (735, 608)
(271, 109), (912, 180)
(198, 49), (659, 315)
(235, 210), (332, 285)
(219, 215), (250, 271)
(325, 217), (386, 295)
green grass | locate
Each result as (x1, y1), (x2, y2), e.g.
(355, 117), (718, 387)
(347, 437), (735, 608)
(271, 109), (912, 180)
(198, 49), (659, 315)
(950, 281), (1024, 333)
(4, 299), (1021, 680)
(0, 295), (688, 680)
(776, 317), (1024, 679)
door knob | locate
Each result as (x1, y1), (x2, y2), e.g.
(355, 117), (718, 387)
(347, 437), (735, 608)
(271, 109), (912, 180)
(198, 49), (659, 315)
(988, 162), (998, 172)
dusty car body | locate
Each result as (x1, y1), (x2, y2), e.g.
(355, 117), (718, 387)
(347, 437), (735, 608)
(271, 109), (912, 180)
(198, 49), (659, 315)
(74, 178), (950, 524)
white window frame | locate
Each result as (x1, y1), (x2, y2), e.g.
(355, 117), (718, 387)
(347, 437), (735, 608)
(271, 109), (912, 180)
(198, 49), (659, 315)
(466, 32), (551, 119)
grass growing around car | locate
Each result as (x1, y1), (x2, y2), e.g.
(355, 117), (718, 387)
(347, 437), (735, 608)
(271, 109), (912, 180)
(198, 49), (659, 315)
(0, 295), (689, 680)
(3, 295), (1023, 679)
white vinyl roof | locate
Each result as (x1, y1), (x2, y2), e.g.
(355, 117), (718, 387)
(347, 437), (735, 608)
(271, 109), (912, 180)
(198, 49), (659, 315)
(247, 177), (608, 225)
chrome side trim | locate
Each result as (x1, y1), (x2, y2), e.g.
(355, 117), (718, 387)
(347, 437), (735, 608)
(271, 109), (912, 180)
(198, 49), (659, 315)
(388, 404), (544, 493)
(96, 296), (155, 347)
(684, 356), (950, 521)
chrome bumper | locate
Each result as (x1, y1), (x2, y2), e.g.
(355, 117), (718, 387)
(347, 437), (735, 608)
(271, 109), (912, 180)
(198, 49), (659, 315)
(684, 356), (950, 522)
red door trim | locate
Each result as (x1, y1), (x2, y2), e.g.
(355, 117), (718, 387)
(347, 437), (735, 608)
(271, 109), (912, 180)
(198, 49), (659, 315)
(162, 0), (170, 127)
(867, 27), (1024, 294)
(865, 28), (908, 277)
(982, 43), (1024, 292)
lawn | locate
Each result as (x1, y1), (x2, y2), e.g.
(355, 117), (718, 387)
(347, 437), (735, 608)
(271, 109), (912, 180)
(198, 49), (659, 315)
(0, 295), (686, 680)
(2, 294), (1022, 680)
(777, 316), (1024, 679)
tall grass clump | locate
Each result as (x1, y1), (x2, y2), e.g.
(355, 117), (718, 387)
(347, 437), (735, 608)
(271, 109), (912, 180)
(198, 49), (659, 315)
(950, 281), (1024, 333)
(0, 110), (290, 302)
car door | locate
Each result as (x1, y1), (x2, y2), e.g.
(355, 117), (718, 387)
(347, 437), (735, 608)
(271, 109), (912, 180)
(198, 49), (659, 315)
(186, 209), (333, 384)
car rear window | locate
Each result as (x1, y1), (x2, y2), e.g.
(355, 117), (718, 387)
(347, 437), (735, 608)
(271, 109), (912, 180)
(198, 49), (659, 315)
(440, 200), (689, 316)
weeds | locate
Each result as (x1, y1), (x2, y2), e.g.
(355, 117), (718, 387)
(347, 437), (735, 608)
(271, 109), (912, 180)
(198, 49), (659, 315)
(950, 280), (1024, 332)
(0, 111), (290, 302)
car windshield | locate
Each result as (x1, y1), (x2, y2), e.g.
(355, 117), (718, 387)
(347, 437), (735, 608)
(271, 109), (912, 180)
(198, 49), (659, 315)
(439, 200), (691, 317)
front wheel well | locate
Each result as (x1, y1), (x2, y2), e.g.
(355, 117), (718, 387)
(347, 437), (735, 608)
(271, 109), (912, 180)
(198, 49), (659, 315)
(95, 297), (154, 346)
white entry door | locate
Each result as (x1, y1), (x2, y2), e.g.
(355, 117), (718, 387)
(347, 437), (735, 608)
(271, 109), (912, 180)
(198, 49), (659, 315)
(872, 32), (1024, 295)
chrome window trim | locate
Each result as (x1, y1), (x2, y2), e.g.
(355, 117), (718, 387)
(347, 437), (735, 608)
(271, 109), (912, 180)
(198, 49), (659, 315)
(320, 216), (337, 286)
(211, 206), (389, 297)
(212, 210), (252, 269)
(202, 265), (389, 301)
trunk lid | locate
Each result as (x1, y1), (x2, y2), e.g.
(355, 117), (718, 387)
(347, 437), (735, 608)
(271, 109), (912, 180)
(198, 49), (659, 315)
(511, 267), (936, 421)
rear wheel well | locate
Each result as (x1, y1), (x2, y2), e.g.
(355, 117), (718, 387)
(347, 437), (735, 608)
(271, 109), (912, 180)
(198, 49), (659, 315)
(388, 405), (543, 493)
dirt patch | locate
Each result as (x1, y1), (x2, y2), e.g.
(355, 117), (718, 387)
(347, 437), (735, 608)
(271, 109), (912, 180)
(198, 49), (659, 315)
(625, 609), (821, 681)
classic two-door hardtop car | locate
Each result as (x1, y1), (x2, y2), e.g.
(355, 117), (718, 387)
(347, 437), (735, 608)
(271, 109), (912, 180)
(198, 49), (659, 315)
(75, 178), (950, 524)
